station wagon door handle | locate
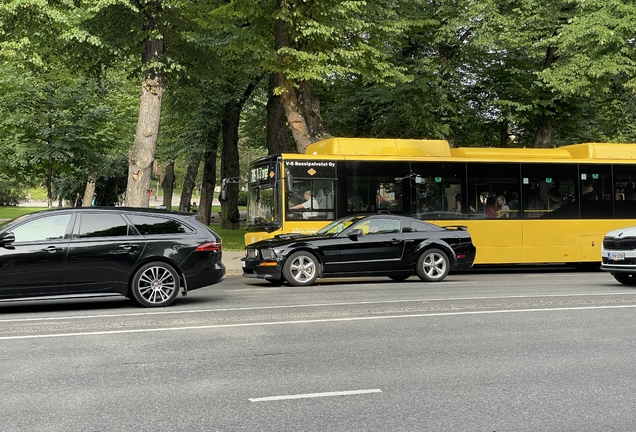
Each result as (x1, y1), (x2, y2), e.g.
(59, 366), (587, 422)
(41, 245), (64, 253)
(118, 244), (138, 251)
(391, 238), (403, 244)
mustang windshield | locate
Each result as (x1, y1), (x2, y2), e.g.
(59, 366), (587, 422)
(316, 215), (367, 235)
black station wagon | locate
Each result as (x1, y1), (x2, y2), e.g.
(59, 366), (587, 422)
(242, 214), (476, 286)
(0, 207), (225, 307)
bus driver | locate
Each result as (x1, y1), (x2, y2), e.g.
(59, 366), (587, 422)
(291, 190), (319, 219)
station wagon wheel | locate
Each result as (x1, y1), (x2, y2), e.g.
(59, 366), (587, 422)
(612, 273), (636, 286)
(416, 248), (450, 282)
(131, 262), (180, 307)
(283, 251), (319, 287)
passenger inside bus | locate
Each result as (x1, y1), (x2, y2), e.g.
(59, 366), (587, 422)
(495, 195), (510, 218)
(582, 181), (599, 200)
(485, 196), (497, 218)
(526, 189), (544, 218)
(549, 187), (562, 210)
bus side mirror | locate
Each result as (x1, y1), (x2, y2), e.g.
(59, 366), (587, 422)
(285, 169), (293, 194)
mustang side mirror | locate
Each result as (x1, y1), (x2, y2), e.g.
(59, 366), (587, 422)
(348, 229), (363, 238)
(0, 232), (15, 247)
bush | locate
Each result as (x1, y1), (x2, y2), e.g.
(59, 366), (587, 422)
(237, 190), (248, 206)
(0, 188), (25, 206)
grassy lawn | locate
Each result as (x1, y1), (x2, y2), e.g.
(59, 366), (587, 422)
(0, 206), (246, 251)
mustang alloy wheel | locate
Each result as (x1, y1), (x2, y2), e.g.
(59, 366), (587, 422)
(283, 251), (320, 287)
(131, 262), (180, 307)
(416, 248), (450, 282)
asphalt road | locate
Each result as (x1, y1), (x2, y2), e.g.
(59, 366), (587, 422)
(2, 270), (636, 431)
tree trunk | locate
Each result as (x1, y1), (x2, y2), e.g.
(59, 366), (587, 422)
(125, 2), (165, 208)
(273, 1), (327, 154)
(278, 77), (316, 154)
(534, 115), (553, 148)
(220, 82), (259, 229)
(221, 102), (241, 230)
(197, 126), (220, 226)
(298, 81), (331, 141)
(161, 161), (175, 208)
(499, 120), (509, 148)
(82, 171), (97, 207)
(267, 73), (290, 155)
(46, 156), (53, 209)
(534, 45), (558, 148)
(179, 152), (201, 212)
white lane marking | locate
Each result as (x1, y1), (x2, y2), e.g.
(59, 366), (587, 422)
(249, 389), (382, 402)
(0, 292), (634, 323)
(2, 304), (636, 340)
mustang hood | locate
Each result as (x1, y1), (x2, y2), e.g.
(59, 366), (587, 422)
(249, 233), (333, 248)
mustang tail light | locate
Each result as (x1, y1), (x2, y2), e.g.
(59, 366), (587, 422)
(196, 242), (222, 252)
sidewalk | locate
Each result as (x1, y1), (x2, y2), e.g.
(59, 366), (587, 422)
(223, 251), (245, 276)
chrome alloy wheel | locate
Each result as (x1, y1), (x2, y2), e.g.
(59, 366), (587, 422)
(283, 251), (320, 286)
(133, 263), (180, 306)
(416, 248), (450, 282)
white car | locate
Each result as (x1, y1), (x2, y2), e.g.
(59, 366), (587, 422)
(601, 226), (636, 285)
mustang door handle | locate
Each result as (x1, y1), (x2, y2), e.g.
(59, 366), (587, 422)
(391, 238), (403, 244)
(118, 244), (138, 250)
(41, 246), (63, 252)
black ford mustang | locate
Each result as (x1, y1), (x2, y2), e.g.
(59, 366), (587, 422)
(0, 207), (225, 307)
(242, 214), (476, 286)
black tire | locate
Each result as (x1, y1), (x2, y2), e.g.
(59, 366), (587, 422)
(267, 278), (285, 286)
(131, 262), (180, 307)
(283, 251), (320, 287)
(613, 273), (636, 286)
(416, 248), (450, 282)
(388, 275), (410, 282)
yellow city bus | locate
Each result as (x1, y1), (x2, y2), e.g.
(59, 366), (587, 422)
(239, 137), (636, 266)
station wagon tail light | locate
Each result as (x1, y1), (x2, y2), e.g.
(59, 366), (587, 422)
(196, 242), (222, 252)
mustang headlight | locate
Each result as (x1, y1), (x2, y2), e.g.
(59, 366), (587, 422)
(260, 248), (277, 260)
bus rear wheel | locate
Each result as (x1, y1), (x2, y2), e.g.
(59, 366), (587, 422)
(613, 273), (636, 286)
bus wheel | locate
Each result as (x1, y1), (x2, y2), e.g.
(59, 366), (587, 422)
(283, 251), (319, 287)
(416, 248), (449, 282)
(613, 273), (636, 286)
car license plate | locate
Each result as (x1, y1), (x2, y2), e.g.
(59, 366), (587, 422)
(609, 252), (625, 261)
(241, 260), (246, 267)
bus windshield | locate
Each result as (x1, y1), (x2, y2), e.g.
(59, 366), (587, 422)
(247, 185), (279, 231)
